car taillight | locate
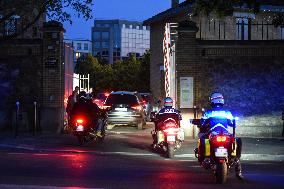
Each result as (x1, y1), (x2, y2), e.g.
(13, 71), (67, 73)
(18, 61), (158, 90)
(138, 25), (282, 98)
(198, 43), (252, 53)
(105, 93), (110, 97)
(102, 105), (111, 110)
(94, 99), (100, 102)
(131, 105), (142, 111)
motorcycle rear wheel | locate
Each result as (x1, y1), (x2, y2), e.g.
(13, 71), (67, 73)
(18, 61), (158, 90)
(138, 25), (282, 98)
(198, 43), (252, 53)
(167, 143), (175, 158)
(77, 135), (84, 146)
(215, 162), (228, 184)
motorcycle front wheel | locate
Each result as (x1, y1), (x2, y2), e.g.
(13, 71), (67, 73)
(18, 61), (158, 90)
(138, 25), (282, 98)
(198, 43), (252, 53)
(215, 162), (228, 184)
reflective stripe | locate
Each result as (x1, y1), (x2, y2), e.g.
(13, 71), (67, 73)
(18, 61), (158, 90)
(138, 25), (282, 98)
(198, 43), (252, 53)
(209, 123), (229, 132)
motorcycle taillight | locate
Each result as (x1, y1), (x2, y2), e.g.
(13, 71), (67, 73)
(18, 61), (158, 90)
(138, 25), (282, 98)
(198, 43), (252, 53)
(76, 119), (84, 124)
(211, 135), (230, 144)
(164, 127), (179, 135)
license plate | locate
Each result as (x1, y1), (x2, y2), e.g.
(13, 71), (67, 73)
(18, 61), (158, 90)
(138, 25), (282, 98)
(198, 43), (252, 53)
(76, 125), (84, 132)
(167, 135), (176, 142)
(215, 147), (228, 157)
(115, 108), (127, 111)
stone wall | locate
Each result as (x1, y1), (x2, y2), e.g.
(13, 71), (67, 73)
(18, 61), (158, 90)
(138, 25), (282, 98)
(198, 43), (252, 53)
(0, 21), (67, 133)
(175, 21), (284, 137)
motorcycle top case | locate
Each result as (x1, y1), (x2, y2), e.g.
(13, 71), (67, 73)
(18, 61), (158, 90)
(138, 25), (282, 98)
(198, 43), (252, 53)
(198, 138), (237, 157)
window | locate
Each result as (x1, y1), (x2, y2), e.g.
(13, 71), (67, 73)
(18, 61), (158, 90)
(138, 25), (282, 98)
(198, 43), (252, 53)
(102, 32), (109, 40)
(281, 27), (284, 40)
(84, 43), (88, 50)
(94, 42), (100, 48)
(94, 32), (100, 39)
(102, 42), (109, 48)
(77, 43), (82, 50)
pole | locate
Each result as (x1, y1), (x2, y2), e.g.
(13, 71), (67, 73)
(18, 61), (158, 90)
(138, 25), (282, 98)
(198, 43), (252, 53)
(15, 101), (20, 138)
(33, 101), (37, 136)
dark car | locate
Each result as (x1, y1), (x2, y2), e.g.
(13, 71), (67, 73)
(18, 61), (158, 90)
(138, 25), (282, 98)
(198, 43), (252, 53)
(93, 92), (110, 109)
(104, 91), (146, 129)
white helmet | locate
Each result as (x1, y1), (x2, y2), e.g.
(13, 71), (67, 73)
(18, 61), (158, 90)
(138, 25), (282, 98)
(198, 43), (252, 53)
(209, 92), (224, 106)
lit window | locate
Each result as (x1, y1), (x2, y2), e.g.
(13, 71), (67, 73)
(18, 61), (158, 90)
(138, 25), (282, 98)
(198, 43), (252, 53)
(281, 27), (284, 40)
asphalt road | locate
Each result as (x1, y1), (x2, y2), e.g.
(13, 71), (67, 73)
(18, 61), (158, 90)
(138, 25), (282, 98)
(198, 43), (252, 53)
(0, 124), (283, 189)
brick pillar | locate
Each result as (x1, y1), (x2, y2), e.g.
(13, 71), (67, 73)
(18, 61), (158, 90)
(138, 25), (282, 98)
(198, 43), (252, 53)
(41, 21), (65, 132)
(176, 21), (199, 138)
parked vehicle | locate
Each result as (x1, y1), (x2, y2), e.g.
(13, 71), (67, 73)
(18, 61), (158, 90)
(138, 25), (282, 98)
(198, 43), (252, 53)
(191, 119), (239, 184)
(104, 91), (146, 129)
(151, 118), (184, 158)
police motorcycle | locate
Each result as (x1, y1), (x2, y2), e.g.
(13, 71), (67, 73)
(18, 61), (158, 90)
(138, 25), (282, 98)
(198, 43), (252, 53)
(152, 118), (185, 158)
(191, 118), (239, 184)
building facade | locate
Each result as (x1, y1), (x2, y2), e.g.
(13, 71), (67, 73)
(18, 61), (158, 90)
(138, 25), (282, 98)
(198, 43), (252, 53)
(144, 0), (284, 137)
(92, 19), (150, 64)
(0, 21), (74, 133)
(64, 38), (92, 61)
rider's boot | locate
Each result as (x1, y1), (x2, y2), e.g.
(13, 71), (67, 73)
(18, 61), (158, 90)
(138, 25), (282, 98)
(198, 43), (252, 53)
(235, 158), (244, 180)
(96, 131), (103, 137)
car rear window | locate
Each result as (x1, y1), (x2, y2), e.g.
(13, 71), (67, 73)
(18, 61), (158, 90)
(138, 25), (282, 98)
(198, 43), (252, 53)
(96, 93), (106, 99)
(105, 94), (139, 105)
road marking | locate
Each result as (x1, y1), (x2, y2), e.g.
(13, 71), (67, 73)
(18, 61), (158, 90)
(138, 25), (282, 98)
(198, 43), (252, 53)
(0, 184), (102, 189)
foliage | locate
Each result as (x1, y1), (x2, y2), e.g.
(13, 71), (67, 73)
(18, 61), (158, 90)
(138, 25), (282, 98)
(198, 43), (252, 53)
(0, 0), (93, 38)
(75, 52), (151, 94)
(193, 0), (260, 17)
(192, 0), (284, 27)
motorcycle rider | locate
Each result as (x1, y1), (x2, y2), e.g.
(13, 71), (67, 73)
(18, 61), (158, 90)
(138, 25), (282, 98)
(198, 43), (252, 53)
(198, 92), (244, 180)
(152, 97), (182, 147)
(70, 91), (104, 137)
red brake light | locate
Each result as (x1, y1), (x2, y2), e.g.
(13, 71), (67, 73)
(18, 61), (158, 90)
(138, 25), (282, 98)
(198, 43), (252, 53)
(102, 105), (111, 110)
(131, 105), (142, 110)
(164, 128), (179, 135)
(105, 93), (110, 97)
(216, 136), (227, 142)
(76, 119), (84, 124)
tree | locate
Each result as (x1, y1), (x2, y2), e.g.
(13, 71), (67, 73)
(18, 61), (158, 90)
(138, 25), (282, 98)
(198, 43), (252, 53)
(192, 0), (284, 26)
(138, 50), (150, 92)
(0, 0), (93, 38)
(75, 54), (100, 75)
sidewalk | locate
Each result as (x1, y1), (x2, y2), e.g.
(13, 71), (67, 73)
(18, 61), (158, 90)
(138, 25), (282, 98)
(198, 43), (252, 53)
(0, 131), (284, 161)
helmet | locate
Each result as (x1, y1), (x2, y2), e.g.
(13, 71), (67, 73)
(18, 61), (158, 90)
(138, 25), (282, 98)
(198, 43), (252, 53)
(86, 93), (93, 100)
(164, 97), (173, 107)
(78, 91), (87, 99)
(209, 92), (224, 106)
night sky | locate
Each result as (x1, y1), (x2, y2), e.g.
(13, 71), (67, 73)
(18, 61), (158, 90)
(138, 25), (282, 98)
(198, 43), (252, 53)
(63, 0), (186, 39)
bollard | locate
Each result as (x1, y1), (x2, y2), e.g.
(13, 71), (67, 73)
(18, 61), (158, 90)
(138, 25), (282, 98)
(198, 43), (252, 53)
(33, 101), (37, 136)
(193, 106), (197, 139)
(15, 101), (20, 138)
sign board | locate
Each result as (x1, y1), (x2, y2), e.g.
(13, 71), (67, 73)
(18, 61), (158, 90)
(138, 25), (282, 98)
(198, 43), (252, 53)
(45, 57), (58, 68)
(180, 77), (193, 108)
